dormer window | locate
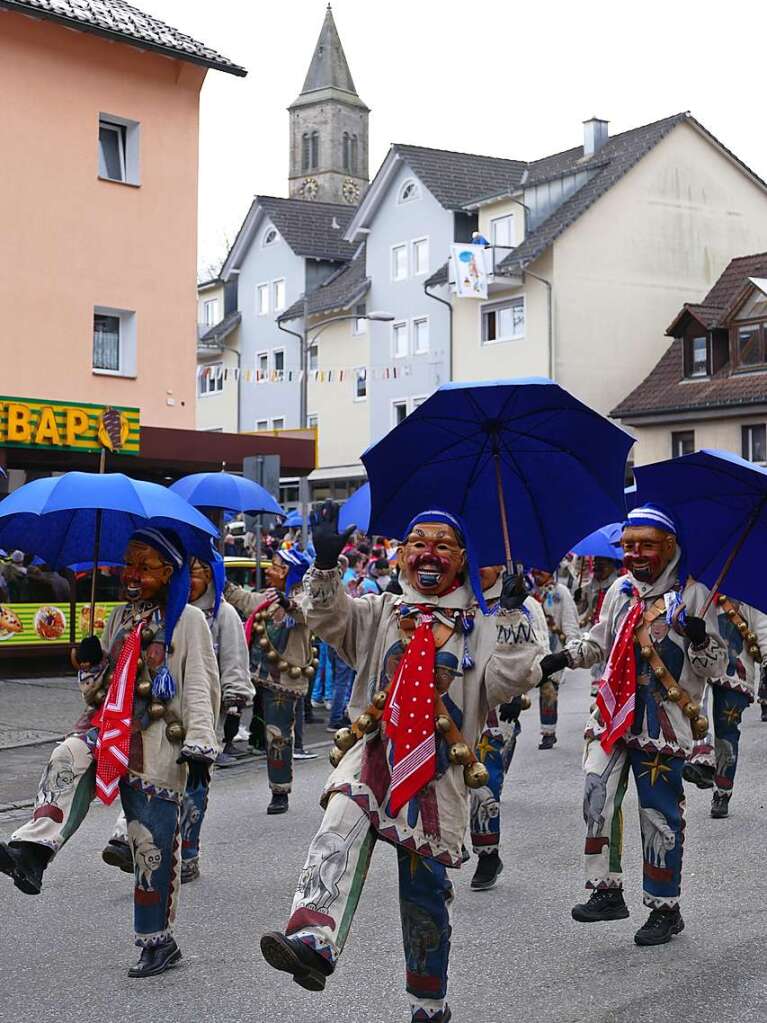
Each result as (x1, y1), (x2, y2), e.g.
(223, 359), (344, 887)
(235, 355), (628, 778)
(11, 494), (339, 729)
(736, 323), (765, 367)
(683, 335), (709, 378)
(398, 179), (420, 204)
(263, 228), (279, 247)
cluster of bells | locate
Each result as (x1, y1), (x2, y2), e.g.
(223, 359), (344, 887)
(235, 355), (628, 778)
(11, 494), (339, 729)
(84, 626), (186, 744)
(328, 689), (500, 790)
(252, 615), (319, 679)
(639, 641), (708, 740)
(717, 595), (763, 661)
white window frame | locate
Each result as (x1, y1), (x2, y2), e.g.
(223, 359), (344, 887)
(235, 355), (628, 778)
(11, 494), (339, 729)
(481, 296), (526, 345)
(391, 399), (409, 427)
(272, 417), (285, 431)
(413, 316), (430, 355)
(308, 342), (319, 372)
(398, 178), (421, 204)
(490, 214), (515, 248)
(92, 306), (137, 378)
(391, 243), (408, 282)
(98, 113), (140, 186)
(256, 419), (269, 431)
(257, 283), (270, 316)
(202, 298), (219, 326)
(352, 303), (367, 336)
(198, 362), (224, 398)
(391, 321), (409, 358)
(742, 423), (767, 464)
(353, 368), (367, 402)
(411, 395), (427, 410)
(273, 278), (286, 312)
(262, 227), (279, 247)
(412, 237), (430, 277)
(256, 351), (268, 379)
(272, 348), (285, 381)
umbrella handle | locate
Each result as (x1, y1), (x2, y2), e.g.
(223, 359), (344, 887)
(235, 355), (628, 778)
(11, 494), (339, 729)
(494, 453), (514, 575)
(699, 504), (762, 617)
(88, 507), (102, 638)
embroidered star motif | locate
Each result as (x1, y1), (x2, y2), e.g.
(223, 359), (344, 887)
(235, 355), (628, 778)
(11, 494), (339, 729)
(723, 705), (742, 725)
(475, 735), (496, 763)
(639, 752), (672, 786)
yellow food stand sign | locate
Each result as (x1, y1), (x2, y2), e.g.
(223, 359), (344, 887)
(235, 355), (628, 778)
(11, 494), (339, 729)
(0, 396), (140, 455)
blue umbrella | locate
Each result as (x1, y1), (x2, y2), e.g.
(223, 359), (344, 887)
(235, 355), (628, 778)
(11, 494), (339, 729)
(339, 483), (370, 534)
(285, 509), (303, 528)
(362, 378), (633, 571)
(571, 522), (623, 559)
(0, 472), (218, 568)
(633, 448), (767, 612)
(169, 471), (284, 517)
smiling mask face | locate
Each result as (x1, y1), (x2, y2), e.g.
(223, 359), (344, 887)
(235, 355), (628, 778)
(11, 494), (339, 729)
(189, 558), (212, 602)
(620, 525), (676, 584)
(398, 522), (466, 597)
(121, 541), (173, 604)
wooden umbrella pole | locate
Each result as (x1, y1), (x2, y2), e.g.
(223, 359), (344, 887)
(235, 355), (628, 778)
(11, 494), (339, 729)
(700, 504), (762, 618)
(493, 451), (513, 575)
(88, 447), (107, 636)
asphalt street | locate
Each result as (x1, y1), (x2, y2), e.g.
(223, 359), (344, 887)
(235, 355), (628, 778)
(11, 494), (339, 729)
(2, 670), (767, 1023)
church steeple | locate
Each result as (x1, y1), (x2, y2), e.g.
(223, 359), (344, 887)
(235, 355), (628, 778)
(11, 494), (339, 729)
(288, 5), (370, 205)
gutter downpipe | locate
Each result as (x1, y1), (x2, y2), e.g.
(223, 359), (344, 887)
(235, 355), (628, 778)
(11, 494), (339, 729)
(424, 281), (454, 381)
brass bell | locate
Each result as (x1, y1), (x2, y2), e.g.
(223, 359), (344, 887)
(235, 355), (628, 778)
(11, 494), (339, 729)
(329, 747), (344, 768)
(436, 714), (452, 734)
(136, 658), (144, 672)
(312, 658), (320, 669)
(746, 631), (757, 643)
(255, 613), (265, 623)
(136, 678), (152, 699)
(372, 690), (388, 711)
(165, 721), (186, 743)
(259, 637), (270, 650)
(749, 645), (762, 660)
(519, 694), (531, 711)
(93, 687), (107, 706)
(254, 622), (265, 636)
(141, 627), (156, 648)
(717, 594), (727, 606)
(737, 622), (748, 635)
(448, 742), (471, 765)
(692, 714), (709, 738)
(148, 701), (166, 721)
(683, 701), (700, 720)
(313, 646), (320, 658)
(640, 645), (653, 660)
(266, 650), (279, 663)
(356, 712), (377, 734)
(464, 761), (490, 788)
(277, 660), (289, 672)
(334, 727), (357, 752)
(289, 665), (303, 680)
(666, 685), (682, 702)
(303, 665), (316, 680)
(652, 665), (665, 679)
(726, 608), (737, 619)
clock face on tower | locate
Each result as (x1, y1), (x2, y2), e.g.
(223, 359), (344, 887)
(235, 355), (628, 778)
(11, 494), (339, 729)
(301, 177), (319, 200)
(342, 177), (360, 204)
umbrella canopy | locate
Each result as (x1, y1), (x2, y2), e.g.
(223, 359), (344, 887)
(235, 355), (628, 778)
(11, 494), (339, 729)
(339, 483), (370, 534)
(284, 509), (303, 528)
(169, 471), (284, 517)
(362, 378), (633, 570)
(0, 472), (218, 568)
(633, 448), (767, 611)
(571, 522), (623, 559)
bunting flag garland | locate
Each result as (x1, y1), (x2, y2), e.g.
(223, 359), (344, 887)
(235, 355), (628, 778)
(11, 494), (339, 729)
(196, 352), (446, 388)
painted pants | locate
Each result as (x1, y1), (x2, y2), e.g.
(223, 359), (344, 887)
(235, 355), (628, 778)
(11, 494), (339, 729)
(329, 648), (355, 727)
(262, 686), (295, 794)
(181, 776), (209, 863)
(582, 739), (685, 909)
(688, 686), (752, 797)
(470, 711), (520, 855)
(539, 679), (558, 736)
(13, 734), (181, 946)
(311, 642), (334, 703)
(286, 794), (454, 1022)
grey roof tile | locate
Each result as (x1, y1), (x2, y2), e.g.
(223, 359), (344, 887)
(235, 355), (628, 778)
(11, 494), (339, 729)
(392, 144), (527, 211)
(280, 251), (369, 321)
(198, 310), (241, 346)
(258, 196), (357, 261)
(1, 0), (245, 75)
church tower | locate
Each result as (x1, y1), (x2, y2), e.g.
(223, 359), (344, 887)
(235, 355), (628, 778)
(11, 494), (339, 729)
(288, 5), (369, 205)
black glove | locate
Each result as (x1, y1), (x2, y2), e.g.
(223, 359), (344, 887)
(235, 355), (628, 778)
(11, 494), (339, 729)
(573, 587), (583, 604)
(683, 615), (707, 648)
(498, 696), (523, 723)
(500, 572), (528, 611)
(310, 500), (356, 570)
(180, 757), (211, 787)
(222, 712), (241, 745)
(540, 651), (569, 679)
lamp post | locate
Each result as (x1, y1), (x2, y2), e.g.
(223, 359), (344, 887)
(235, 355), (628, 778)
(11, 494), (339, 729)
(277, 307), (395, 546)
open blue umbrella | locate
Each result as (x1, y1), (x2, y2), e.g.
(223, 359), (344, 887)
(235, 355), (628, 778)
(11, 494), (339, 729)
(169, 471), (284, 517)
(571, 522), (623, 559)
(633, 448), (767, 613)
(363, 378), (633, 571)
(285, 509), (303, 528)
(339, 483), (370, 534)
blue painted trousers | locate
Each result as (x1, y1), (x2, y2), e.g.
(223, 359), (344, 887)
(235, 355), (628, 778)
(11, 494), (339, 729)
(180, 776), (209, 863)
(286, 794), (453, 1022)
(583, 739), (686, 909)
(711, 686), (752, 796)
(470, 711), (520, 855)
(262, 685), (296, 794)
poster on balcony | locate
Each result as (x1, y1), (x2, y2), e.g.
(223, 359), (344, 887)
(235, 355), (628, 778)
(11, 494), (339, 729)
(450, 244), (489, 299)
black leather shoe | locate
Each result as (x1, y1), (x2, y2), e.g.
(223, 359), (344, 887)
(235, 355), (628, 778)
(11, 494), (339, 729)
(102, 839), (133, 873)
(181, 859), (200, 883)
(761, 705), (767, 722)
(634, 906), (684, 946)
(128, 937), (182, 977)
(711, 792), (730, 819)
(538, 734), (557, 750)
(260, 931), (333, 992)
(0, 841), (49, 895)
(267, 793), (289, 815)
(470, 851), (504, 891)
(683, 762), (715, 789)
(572, 888), (629, 922)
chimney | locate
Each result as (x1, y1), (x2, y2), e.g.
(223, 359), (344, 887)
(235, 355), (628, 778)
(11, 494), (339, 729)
(583, 117), (609, 157)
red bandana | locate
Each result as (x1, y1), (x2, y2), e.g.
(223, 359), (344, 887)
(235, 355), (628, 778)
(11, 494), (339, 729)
(94, 622), (144, 804)
(592, 588), (608, 626)
(383, 615), (437, 815)
(595, 599), (643, 753)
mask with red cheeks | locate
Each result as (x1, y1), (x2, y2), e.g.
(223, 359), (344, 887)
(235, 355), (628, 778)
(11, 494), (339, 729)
(121, 541), (173, 604)
(620, 525), (676, 584)
(265, 556), (289, 592)
(397, 522), (466, 597)
(189, 558), (212, 603)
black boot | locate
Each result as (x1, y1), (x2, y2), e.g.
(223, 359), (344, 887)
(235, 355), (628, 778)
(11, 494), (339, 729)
(761, 704), (767, 722)
(538, 734), (557, 750)
(711, 792), (731, 818)
(102, 839), (133, 873)
(0, 841), (50, 895)
(571, 888), (629, 922)
(260, 931), (334, 992)
(634, 906), (684, 946)
(181, 858), (200, 883)
(682, 762), (715, 789)
(128, 937), (182, 978)
(470, 851), (504, 891)
(267, 792), (289, 815)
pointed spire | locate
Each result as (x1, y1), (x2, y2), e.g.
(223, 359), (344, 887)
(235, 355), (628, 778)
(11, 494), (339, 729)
(300, 5), (358, 96)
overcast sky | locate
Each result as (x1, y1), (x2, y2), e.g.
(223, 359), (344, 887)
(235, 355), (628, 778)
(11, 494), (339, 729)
(138, 0), (760, 275)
